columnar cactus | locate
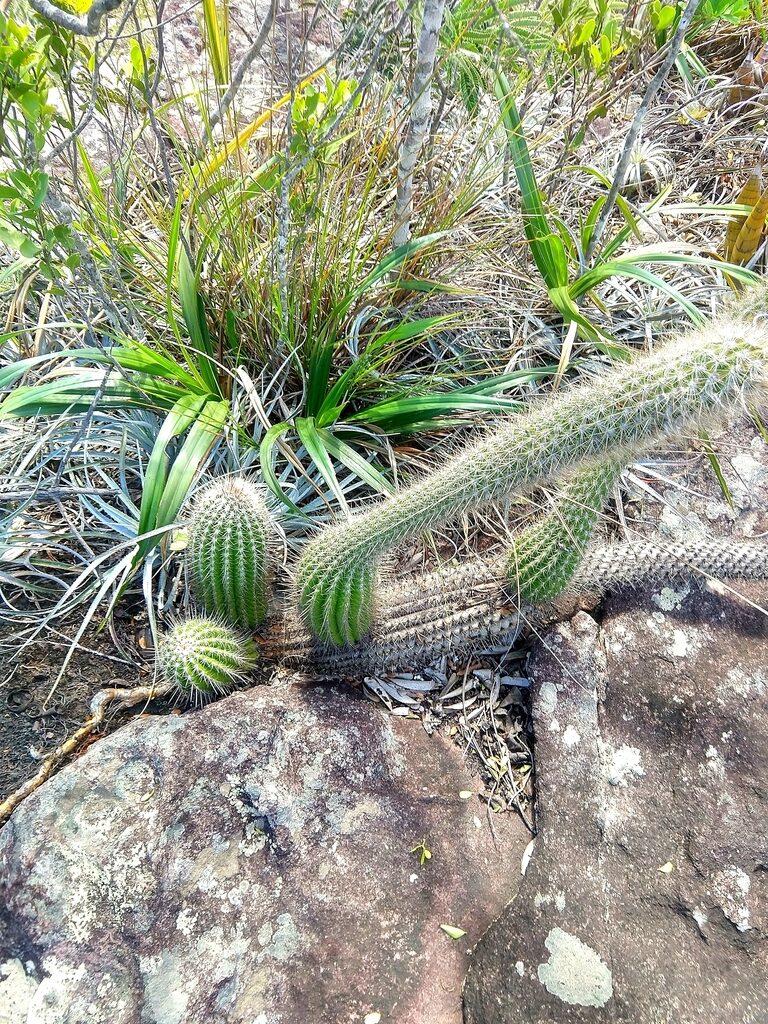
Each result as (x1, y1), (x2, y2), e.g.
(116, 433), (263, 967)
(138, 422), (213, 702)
(572, 536), (768, 593)
(506, 457), (624, 603)
(295, 303), (768, 646)
(187, 476), (274, 630)
(272, 536), (768, 676)
(157, 617), (258, 705)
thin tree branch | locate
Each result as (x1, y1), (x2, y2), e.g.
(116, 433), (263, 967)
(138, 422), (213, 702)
(28, 0), (129, 37)
(584, 0), (703, 262)
(393, 0), (447, 248)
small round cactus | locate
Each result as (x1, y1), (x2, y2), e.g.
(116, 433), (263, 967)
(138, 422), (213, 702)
(187, 476), (275, 630)
(157, 616), (258, 705)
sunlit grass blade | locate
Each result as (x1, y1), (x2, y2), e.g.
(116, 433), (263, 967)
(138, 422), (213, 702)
(202, 0), (230, 87)
(296, 416), (350, 513)
(0, 369), (188, 417)
(259, 422), (307, 517)
(136, 395), (209, 555)
(494, 70), (568, 290)
(154, 399), (229, 529)
(185, 69), (324, 188)
(318, 428), (395, 496)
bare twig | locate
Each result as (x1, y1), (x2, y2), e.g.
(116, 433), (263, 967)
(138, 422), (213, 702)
(28, 0), (129, 36)
(393, 0), (447, 248)
(0, 681), (171, 827)
(585, 0), (703, 261)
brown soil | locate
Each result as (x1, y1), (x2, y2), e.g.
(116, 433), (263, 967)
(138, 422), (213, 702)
(0, 615), (153, 803)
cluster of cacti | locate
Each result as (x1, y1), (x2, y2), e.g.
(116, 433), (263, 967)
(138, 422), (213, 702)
(157, 617), (259, 705)
(156, 477), (274, 703)
(506, 457), (624, 603)
(264, 536), (768, 677)
(296, 303), (768, 647)
(154, 284), (768, 691)
(187, 477), (274, 629)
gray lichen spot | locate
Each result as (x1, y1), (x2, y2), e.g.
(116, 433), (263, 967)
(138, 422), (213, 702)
(537, 927), (613, 1007)
(652, 583), (689, 612)
(261, 913), (300, 962)
(143, 950), (190, 1024)
(538, 681), (558, 717)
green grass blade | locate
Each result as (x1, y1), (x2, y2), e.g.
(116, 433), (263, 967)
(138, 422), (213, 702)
(137, 395), (209, 552)
(155, 398), (229, 529)
(318, 315), (456, 424)
(202, 0), (230, 87)
(494, 70), (568, 290)
(258, 422), (307, 517)
(296, 416), (350, 513)
(351, 392), (526, 433)
(317, 427), (395, 496)
(178, 246), (220, 395)
(700, 431), (735, 510)
(0, 370), (188, 418)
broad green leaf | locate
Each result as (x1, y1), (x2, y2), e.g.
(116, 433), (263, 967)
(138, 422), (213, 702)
(136, 395), (209, 554)
(0, 369), (187, 418)
(318, 428), (395, 496)
(352, 392), (525, 434)
(494, 71), (568, 290)
(155, 399), (229, 529)
(258, 422), (307, 517)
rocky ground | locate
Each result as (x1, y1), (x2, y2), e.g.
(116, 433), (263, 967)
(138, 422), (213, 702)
(1, 421), (766, 1023)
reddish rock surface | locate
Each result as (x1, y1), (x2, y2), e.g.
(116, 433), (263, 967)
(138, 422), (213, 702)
(464, 581), (768, 1023)
(0, 680), (528, 1024)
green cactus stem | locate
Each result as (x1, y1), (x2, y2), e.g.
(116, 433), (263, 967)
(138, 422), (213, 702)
(187, 476), (274, 630)
(273, 536), (768, 677)
(157, 617), (258, 705)
(506, 457), (625, 603)
(295, 300), (768, 646)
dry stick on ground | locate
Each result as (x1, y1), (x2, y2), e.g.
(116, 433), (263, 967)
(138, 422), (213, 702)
(0, 681), (171, 826)
(584, 0), (703, 262)
(393, 0), (448, 248)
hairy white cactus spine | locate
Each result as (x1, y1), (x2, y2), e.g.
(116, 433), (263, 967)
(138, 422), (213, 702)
(276, 537), (768, 676)
(187, 476), (274, 630)
(296, 303), (768, 646)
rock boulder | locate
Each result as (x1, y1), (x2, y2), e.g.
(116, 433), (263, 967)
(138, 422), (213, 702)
(0, 680), (528, 1024)
(463, 582), (768, 1023)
